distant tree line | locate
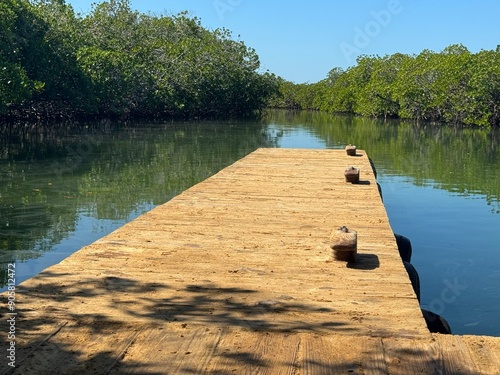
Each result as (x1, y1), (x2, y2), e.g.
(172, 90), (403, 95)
(0, 0), (278, 121)
(269, 45), (500, 127)
(3, 0), (499, 126)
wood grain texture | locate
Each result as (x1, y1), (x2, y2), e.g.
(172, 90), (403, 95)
(2, 148), (499, 374)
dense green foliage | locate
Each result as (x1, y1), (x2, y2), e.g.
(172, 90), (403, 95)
(270, 45), (500, 127)
(2, 0), (499, 125)
(0, 0), (278, 120)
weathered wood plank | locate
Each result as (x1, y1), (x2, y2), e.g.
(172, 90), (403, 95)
(206, 331), (300, 374)
(5, 321), (139, 375)
(301, 335), (387, 375)
(434, 334), (481, 374)
(383, 337), (443, 374)
(461, 335), (500, 375)
(110, 326), (223, 374)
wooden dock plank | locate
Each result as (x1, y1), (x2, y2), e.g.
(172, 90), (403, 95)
(434, 334), (482, 374)
(110, 326), (223, 375)
(301, 335), (386, 375)
(3, 321), (139, 375)
(3, 148), (500, 374)
(461, 335), (500, 375)
(434, 334), (500, 375)
(383, 337), (443, 375)
(206, 331), (300, 374)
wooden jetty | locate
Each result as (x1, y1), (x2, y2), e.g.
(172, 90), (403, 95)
(2, 148), (500, 374)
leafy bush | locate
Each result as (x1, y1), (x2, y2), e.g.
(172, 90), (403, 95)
(1, 0), (278, 120)
(273, 44), (500, 127)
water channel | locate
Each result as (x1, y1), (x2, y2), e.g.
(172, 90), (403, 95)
(1, 110), (499, 336)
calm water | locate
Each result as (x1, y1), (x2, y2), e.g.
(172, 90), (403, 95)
(1, 111), (499, 336)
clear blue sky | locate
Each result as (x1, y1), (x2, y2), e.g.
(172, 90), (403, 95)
(65, 0), (500, 83)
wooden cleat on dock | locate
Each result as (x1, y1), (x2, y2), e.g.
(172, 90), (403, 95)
(331, 226), (357, 262)
(345, 144), (357, 156)
(344, 166), (360, 183)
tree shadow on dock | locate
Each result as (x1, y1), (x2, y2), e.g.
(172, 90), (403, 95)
(10, 270), (357, 334)
(3, 270), (483, 375)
